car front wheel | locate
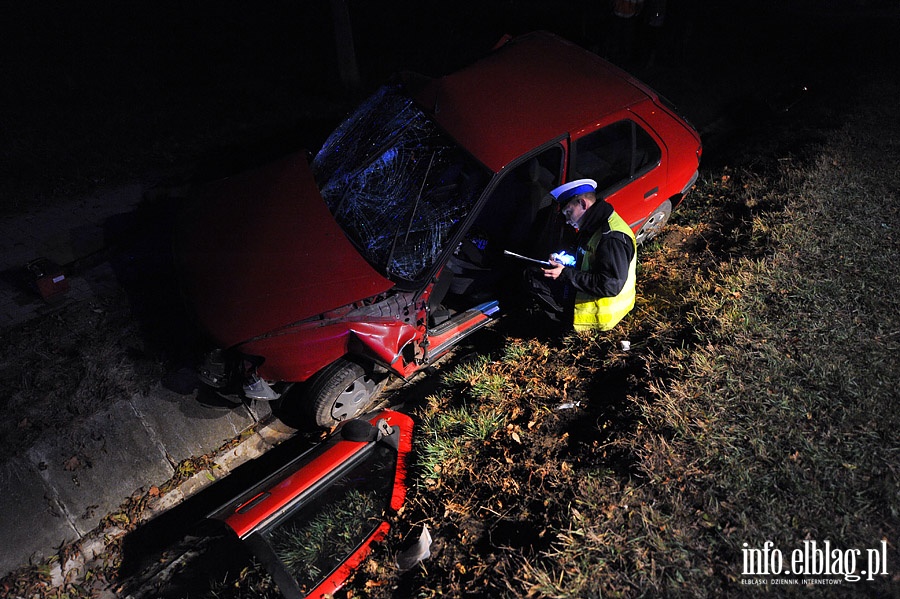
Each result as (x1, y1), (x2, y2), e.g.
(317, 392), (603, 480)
(635, 199), (672, 245)
(308, 358), (386, 428)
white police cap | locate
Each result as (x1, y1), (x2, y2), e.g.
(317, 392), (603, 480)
(550, 179), (597, 203)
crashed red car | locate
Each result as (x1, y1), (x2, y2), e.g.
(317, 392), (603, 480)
(175, 31), (701, 427)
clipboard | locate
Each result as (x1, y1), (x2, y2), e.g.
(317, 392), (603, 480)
(503, 250), (552, 267)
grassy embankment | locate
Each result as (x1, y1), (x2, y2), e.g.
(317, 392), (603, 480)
(359, 77), (900, 597)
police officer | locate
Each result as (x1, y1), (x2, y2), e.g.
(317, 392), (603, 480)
(530, 179), (636, 331)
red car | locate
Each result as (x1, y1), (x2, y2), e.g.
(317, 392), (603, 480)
(175, 31), (701, 427)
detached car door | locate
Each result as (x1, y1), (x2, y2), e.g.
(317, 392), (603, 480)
(209, 410), (413, 598)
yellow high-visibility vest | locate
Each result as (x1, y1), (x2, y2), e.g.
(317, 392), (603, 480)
(573, 211), (637, 331)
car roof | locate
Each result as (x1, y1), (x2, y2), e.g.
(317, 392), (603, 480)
(411, 31), (654, 173)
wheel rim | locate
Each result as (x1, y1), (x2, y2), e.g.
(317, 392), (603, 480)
(330, 374), (379, 421)
(636, 201), (671, 244)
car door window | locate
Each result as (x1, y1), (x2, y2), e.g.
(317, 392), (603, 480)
(256, 442), (397, 596)
(572, 120), (661, 194)
(426, 145), (563, 314)
(471, 145), (563, 255)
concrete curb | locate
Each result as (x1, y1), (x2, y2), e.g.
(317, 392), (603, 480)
(3, 412), (296, 595)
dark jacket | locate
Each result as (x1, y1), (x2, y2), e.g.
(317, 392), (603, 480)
(558, 199), (634, 298)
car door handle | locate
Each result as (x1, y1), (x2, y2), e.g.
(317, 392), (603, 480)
(644, 187), (659, 199)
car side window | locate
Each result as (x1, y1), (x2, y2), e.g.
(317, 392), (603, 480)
(572, 120), (661, 194)
(255, 442), (397, 596)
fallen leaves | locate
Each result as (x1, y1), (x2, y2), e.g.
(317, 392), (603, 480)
(63, 455), (88, 471)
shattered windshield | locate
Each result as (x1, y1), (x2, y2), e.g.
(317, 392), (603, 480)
(312, 85), (491, 283)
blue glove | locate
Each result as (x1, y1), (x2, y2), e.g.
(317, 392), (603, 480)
(550, 251), (576, 266)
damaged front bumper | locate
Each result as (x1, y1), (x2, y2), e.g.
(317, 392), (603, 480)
(198, 349), (280, 401)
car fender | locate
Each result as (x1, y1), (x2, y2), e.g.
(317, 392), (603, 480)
(246, 320), (422, 383)
(347, 321), (421, 375)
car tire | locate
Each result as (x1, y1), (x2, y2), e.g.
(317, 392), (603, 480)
(635, 199), (672, 245)
(308, 358), (386, 428)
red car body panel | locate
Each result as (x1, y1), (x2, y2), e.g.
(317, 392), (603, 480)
(314, 521), (390, 598)
(175, 152), (394, 349)
(413, 32), (650, 173)
(414, 31), (700, 235)
(238, 322), (350, 382)
(302, 406), (416, 599)
(583, 108), (671, 229)
(215, 410), (413, 599)
(176, 31), (701, 413)
(224, 435), (370, 538)
(630, 100), (703, 199)
(240, 319), (422, 382)
(221, 410), (411, 538)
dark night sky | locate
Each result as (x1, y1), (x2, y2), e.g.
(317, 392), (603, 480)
(1, 1), (898, 211)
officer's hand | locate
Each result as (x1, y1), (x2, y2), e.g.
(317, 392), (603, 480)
(542, 260), (565, 280)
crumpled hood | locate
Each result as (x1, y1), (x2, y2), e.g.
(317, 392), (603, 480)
(175, 152), (394, 348)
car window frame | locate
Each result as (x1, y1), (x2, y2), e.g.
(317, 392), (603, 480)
(210, 412), (413, 599)
(242, 440), (397, 598)
(569, 117), (662, 197)
(411, 135), (569, 299)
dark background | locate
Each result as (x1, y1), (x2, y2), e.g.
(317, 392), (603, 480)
(2, 0), (898, 216)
